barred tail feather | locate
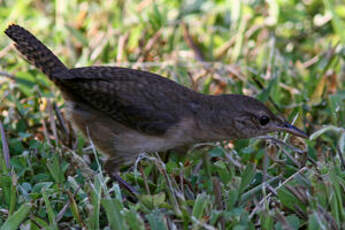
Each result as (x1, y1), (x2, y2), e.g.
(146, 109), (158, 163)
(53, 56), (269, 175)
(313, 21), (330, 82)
(5, 24), (68, 79)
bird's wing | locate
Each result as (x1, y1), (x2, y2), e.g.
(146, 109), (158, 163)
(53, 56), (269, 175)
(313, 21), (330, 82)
(57, 67), (199, 135)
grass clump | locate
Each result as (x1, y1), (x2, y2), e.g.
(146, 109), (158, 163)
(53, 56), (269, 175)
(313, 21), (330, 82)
(1, 0), (345, 229)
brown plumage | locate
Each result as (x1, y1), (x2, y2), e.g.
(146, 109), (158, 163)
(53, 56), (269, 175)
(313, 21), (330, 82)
(5, 24), (308, 176)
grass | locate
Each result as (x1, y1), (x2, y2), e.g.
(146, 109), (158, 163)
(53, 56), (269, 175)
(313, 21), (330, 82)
(0, 0), (345, 229)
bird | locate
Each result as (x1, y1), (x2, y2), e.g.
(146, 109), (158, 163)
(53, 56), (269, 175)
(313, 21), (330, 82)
(5, 24), (308, 192)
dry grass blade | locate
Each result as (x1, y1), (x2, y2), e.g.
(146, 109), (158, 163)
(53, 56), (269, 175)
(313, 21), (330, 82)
(139, 164), (151, 195)
(182, 22), (205, 62)
(336, 145), (345, 170)
(41, 118), (52, 146)
(317, 205), (339, 230)
(0, 71), (17, 81)
(116, 32), (130, 64)
(47, 99), (58, 144)
(53, 103), (69, 137)
(212, 177), (225, 229)
(55, 185), (81, 222)
(249, 167), (308, 218)
(153, 153), (182, 217)
(274, 209), (294, 230)
(0, 121), (10, 169)
(137, 30), (162, 63)
(256, 136), (306, 155)
(0, 44), (12, 58)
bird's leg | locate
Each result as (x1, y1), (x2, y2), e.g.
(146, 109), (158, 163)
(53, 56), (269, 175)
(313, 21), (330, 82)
(104, 158), (139, 196)
(110, 172), (139, 196)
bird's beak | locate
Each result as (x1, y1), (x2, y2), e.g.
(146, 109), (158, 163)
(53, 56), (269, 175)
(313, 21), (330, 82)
(276, 122), (309, 139)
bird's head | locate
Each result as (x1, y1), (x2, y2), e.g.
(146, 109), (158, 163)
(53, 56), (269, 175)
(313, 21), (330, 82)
(220, 95), (308, 139)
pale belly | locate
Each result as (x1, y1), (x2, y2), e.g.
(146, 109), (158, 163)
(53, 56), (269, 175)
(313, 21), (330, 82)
(64, 101), (195, 163)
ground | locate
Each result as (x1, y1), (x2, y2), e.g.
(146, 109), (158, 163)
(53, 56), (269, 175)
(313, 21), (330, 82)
(0, 0), (345, 229)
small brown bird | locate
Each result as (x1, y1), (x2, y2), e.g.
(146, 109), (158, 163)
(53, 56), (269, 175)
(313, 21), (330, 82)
(5, 24), (307, 188)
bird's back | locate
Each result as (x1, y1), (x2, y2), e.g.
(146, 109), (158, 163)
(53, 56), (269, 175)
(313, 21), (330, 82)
(60, 66), (201, 135)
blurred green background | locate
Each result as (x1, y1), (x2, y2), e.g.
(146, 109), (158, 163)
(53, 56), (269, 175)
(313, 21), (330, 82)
(0, 0), (345, 229)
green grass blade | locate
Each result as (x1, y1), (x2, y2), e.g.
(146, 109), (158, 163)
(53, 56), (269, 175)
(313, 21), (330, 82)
(0, 202), (32, 230)
(101, 199), (128, 230)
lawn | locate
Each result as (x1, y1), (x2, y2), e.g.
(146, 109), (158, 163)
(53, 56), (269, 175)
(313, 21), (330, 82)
(0, 0), (345, 229)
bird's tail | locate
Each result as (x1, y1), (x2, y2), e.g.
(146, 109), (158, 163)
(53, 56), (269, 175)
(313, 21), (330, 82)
(5, 24), (68, 79)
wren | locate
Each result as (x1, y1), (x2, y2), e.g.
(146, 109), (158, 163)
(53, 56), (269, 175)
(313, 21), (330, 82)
(5, 24), (308, 189)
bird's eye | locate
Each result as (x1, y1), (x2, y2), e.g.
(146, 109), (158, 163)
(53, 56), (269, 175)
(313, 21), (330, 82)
(259, 115), (270, 126)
